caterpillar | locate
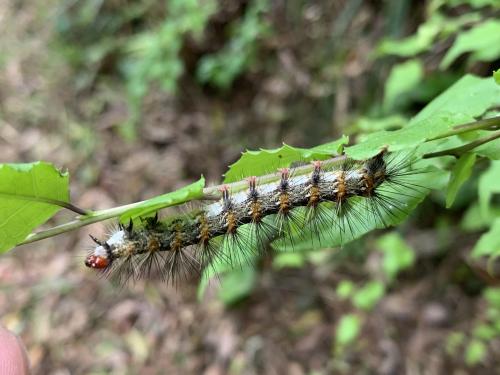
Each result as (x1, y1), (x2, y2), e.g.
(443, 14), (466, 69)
(85, 149), (421, 284)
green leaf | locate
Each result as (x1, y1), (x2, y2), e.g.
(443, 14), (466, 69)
(0, 162), (69, 254)
(384, 59), (424, 111)
(446, 152), (476, 208)
(217, 266), (257, 306)
(376, 17), (441, 57)
(484, 287), (500, 309)
(494, 69), (500, 85)
(336, 281), (355, 299)
(198, 223), (259, 299)
(441, 20), (500, 69)
(346, 75), (500, 159)
(273, 252), (306, 269)
(465, 339), (487, 366)
(473, 324), (497, 340)
(119, 177), (205, 222)
(376, 232), (416, 281)
(460, 202), (500, 232)
(352, 281), (385, 311)
(335, 314), (362, 347)
(197, 259), (232, 301)
(472, 217), (500, 258)
(223, 136), (348, 183)
(476, 137), (500, 160)
(478, 161), (500, 218)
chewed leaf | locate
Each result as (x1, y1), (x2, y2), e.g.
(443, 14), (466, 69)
(346, 75), (500, 159)
(0, 162), (70, 254)
(223, 136), (348, 183)
(119, 177), (205, 222)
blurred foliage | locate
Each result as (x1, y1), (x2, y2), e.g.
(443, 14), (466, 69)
(334, 313), (362, 350)
(196, 0), (271, 89)
(122, 0), (217, 136)
(446, 287), (500, 366)
(341, 1), (500, 363)
(376, 232), (416, 281)
(446, 152), (477, 208)
(55, 0), (272, 138)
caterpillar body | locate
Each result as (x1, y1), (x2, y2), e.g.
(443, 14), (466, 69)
(85, 149), (419, 284)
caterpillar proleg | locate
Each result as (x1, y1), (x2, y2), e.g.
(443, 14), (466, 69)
(85, 149), (422, 284)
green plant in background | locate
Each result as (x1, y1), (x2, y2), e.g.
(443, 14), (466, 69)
(329, 0), (500, 362)
(377, 0), (500, 61)
(55, 0), (155, 88)
(348, 0), (500, 137)
(446, 287), (500, 366)
(334, 313), (362, 355)
(331, 232), (416, 353)
(121, 0), (217, 137)
(55, 0), (272, 138)
(196, 0), (271, 89)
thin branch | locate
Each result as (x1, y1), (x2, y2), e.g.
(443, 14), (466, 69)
(426, 116), (500, 141)
(19, 201), (146, 245)
(423, 130), (500, 159)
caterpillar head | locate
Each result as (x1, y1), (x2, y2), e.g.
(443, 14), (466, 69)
(85, 229), (127, 269)
(85, 220), (134, 269)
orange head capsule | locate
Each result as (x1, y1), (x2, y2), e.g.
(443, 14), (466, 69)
(85, 254), (110, 269)
(86, 233), (117, 270)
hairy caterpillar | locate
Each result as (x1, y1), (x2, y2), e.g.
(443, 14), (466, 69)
(85, 149), (421, 284)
